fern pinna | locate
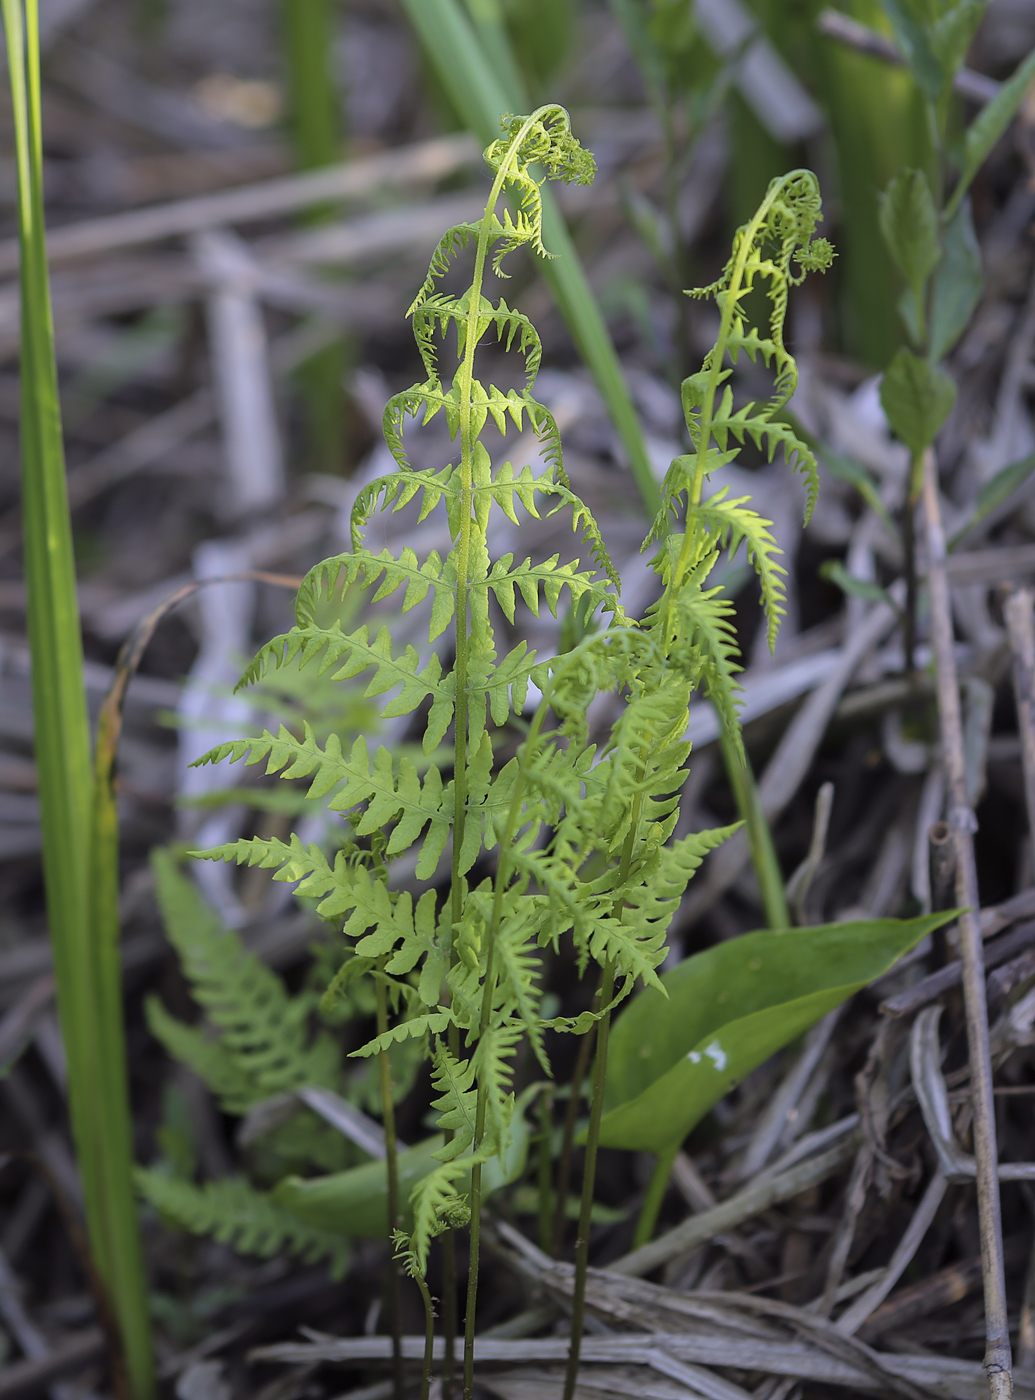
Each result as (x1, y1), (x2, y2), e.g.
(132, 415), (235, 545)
(190, 108), (831, 1397)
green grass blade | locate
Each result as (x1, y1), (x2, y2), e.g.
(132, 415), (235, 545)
(1, 3), (155, 1393)
(279, 0), (339, 172)
(399, 0), (661, 519)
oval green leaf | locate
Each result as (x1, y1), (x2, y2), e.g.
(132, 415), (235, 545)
(599, 912), (956, 1155)
(273, 1117), (529, 1237)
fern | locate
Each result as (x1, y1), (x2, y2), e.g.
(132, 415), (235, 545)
(185, 108), (830, 1366)
(648, 170), (833, 670)
(148, 850), (340, 1109)
(136, 1168), (349, 1278)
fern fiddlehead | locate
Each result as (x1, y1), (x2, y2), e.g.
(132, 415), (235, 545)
(189, 111), (831, 1400)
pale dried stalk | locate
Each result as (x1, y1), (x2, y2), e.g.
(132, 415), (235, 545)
(922, 449), (1012, 1399)
(1004, 588), (1035, 880)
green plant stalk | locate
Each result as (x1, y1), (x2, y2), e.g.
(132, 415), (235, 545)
(562, 960), (616, 1400)
(440, 1227), (458, 1400)
(413, 1267), (437, 1400)
(632, 1140), (680, 1250)
(2, 3), (155, 1395)
(551, 978), (601, 1256)
(719, 730), (789, 929)
(399, 0), (661, 518)
(376, 972), (405, 1400)
(278, 0), (348, 475)
(461, 0), (527, 103)
(279, 0), (339, 173)
(463, 678), (555, 1398)
(903, 448), (925, 674)
(453, 120), (535, 1400)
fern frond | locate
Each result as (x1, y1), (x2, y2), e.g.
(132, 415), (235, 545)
(144, 998), (256, 1114)
(295, 548), (455, 633)
(135, 1169), (349, 1278)
(150, 851), (338, 1100)
(349, 1011), (457, 1059)
(234, 626), (452, 737)
(429, 1045), (480, 1161)
(408, 1156), (474, 1276)
(695, 490), (787, 651)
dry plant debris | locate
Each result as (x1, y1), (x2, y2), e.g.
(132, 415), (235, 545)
(2, 2), (1035, 1400)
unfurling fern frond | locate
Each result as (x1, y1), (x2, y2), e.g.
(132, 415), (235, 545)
(135, 1169), (349, 1278)
(649, 169), (833, 694)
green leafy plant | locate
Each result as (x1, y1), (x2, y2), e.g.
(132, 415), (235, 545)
(602, 909), (956, 1243)
(1, 1), (154, 1393)
(137, 1172), (351, 1278)
(182, 110), (840, 1400)
(876, 17), (1035, 666)
(399, 0), (662, 517)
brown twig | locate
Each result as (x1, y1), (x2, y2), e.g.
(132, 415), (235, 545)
(1005, 587), (1035, 882)
(609, 1132), (860, 1279)
(922, 449), (1013, 1398)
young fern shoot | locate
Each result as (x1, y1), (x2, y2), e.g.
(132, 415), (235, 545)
(192, 112), (831, 1399)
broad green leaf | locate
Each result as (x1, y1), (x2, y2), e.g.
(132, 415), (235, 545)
(946, 46), (1035, 220)
(598, 912), (955, 1154)
(273, 1116), (529, 1237)
(948, 451), (1035, 549)
(880, 348), (956, 455)
(928, 197), (983, 362)
(879, 170), (940, 338)
(820, 560), (901, 614)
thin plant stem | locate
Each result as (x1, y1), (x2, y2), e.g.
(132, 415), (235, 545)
(1004, 588), (1035, 879)
(632, 1141), (680, 1250)
(562, 960), (616, 1400)
(922, 449), (1013, 1400)
(902, 450), (925, 674)
(551, 983), (601, 1256)
(412, 1269), (437, 1400)
(278, 0), (348, 474)
(719, 728), (788, 929)
(440, 1227), (457, 1400)
(279, 0), (339, 174)
(376, 971), (406, 1400)
(1, 2), (155, 1393)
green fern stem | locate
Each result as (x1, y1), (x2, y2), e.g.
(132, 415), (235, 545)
(562, 958), (616, 1400)
(718, 730), (788, 930)
(632, 1140), (680, 1250)
(564, 729), (648, 1398)
(376, 970), (406, 1400)
(460, 691), (551, 1398)
(450, 109), (548, 931)
(551, 989), (597, 1255)
(414, 1268), (437, 1400)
